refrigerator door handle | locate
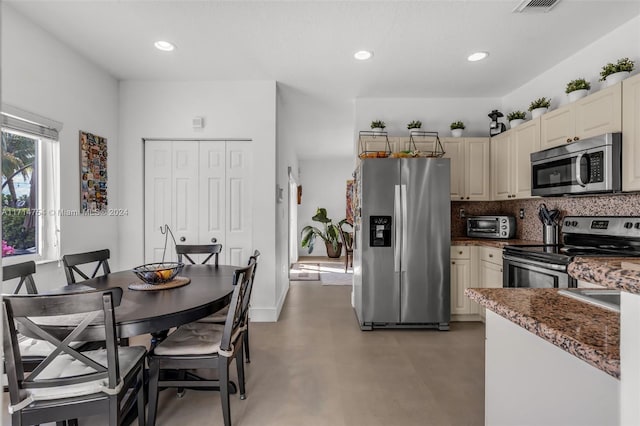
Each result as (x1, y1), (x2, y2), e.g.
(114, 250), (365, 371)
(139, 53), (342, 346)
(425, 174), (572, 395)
(394, 184), (401, 272)
(401, 184), (408, 272)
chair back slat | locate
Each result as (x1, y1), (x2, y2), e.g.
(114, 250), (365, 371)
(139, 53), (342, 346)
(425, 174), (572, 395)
(2, 288), (123, 402)
(220, 260), (255, 352)
(62, 249), (111, 284)
(242, 250), (261, 314)
(175, 244), (223, 266)
(3, 261), (38, 294)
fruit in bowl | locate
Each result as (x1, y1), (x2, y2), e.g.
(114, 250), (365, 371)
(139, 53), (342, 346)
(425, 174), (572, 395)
(132, 262), (184, 284)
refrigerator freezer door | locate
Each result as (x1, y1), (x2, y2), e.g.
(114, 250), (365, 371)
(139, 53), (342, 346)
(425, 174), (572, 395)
(361, 159), (401, 325)
(400, 158), (451, 324)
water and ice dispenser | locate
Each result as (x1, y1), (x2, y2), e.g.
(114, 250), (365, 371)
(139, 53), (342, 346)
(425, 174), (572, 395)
(370, 216), (392, 247)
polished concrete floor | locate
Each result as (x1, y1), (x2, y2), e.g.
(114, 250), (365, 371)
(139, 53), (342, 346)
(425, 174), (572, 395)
(3, 262), (485, 426)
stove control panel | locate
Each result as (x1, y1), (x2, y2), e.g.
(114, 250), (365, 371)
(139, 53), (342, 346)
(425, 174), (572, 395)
(563, 216), (640, 237)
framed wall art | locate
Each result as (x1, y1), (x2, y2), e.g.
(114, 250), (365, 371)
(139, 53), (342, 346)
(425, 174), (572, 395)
(79, 131), (108, 213)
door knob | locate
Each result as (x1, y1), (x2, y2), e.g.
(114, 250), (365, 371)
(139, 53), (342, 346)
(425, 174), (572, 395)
(211, 237), (217, 243)
(180, 237), (186, 242)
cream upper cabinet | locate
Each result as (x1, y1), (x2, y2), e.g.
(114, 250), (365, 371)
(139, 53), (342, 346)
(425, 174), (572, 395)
(442, 138), (465, 200)
(491, 118), (540, 200)
(540, 83), (622, 150)
(623, 73), (640, 192)
(443, 137), (490, 201)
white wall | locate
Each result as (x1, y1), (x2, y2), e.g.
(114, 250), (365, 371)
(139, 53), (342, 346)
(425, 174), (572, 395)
(1, 4), (120, 290)
(118, 80), (280, 321)
(502, 15), (640, 114)
(355, 97), (502, 143)
(297, 158), (354, 258)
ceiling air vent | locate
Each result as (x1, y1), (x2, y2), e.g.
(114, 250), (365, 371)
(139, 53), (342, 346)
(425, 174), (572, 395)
(513, 0), (561, 13)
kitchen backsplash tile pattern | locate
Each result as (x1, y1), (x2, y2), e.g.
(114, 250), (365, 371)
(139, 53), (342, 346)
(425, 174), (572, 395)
(452, 193), (640, 242)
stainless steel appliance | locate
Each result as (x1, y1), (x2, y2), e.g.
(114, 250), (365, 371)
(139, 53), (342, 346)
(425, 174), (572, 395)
(467, 215), (516, 239)
(503, 216), (640, 288)
(352, 158), (450, 331)
(530, 133), (621, 197)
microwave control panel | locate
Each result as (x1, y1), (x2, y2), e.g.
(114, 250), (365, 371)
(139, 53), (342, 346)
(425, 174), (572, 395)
(587, 152), (604, 183)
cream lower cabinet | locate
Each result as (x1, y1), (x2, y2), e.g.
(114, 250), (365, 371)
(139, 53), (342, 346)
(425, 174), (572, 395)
(451, 246), (480, 321)
(623, 73), (640, 191)
(491, 118), (540, 200)
(443, 137), (490, 201)
(540, 83), (622, 150)
(478, 246), (503, 321)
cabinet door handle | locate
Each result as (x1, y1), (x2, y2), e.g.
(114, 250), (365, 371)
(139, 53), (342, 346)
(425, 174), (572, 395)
(489, 254), (493, 258)
(567, 138), (572, 143)
(180, 236), (186, 242)
(574, 136), (580, 141)
(458, 251), (463, 255)
(466, 197), (470, 200)
(460, 197), (464, 200)
(452, 261), (456, 265)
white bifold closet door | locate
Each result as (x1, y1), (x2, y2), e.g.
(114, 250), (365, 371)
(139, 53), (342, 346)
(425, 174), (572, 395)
(144, 140), (253, 266)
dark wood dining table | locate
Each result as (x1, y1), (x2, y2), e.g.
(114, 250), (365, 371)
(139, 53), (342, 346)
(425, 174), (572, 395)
(44, 264), (237, 340)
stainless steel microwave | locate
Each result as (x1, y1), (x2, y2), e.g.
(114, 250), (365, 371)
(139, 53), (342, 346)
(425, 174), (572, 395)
(531, 133), (621, 197)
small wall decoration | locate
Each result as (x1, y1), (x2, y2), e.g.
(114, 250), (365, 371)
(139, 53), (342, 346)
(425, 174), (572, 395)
(346, 179), (355, 223)
(79, 131), (108, 213)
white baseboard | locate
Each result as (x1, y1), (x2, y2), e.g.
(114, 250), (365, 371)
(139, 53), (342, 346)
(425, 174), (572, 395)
(249, 284), (289, 322)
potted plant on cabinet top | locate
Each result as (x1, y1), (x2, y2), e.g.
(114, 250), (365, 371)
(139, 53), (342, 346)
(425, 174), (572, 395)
(507, 111), (526, 129)
(528, 97), (551, 118)
(565, 78), (591, 102)
(450, 121), (465, 137)
(301, 207), (345, 258)
(370, 120), (386, 134)
(600, 57), (635, 86)
(407, 120), (422, 135)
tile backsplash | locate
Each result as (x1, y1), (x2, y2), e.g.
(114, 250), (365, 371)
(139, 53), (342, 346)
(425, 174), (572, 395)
(452, 193), (640, 241)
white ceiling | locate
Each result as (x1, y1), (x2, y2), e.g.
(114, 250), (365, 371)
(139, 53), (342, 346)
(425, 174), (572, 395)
(6, 0), (640, 157)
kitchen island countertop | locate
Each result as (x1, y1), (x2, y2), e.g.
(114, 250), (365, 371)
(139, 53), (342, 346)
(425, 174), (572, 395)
(465, 287), (620, 378)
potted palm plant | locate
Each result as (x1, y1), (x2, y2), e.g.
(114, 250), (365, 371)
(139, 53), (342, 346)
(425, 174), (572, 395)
(600, 57), (635, 86)
(565, 78), (591, 102)
(528, 97), (551, 118)
(450, 121), (465, 137)
(507, 111), (526, 129)
(301, 208), (344, 258)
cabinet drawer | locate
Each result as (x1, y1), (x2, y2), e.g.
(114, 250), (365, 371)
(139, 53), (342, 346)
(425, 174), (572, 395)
(451, 246), (471, 259)
(479, 246), (502, 264)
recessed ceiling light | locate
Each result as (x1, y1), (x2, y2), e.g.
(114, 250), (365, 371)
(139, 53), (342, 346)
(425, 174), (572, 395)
(467, 51), (489, 62)
(354, 50), (373, 61)
(154, 40), (175, 52)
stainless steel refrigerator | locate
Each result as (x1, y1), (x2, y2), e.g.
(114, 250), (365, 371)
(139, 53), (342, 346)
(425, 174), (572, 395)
(352, 158), (450, 331)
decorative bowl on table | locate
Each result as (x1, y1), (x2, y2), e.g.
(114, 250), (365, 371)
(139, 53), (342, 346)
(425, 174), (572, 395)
(132, 262), (184, 284)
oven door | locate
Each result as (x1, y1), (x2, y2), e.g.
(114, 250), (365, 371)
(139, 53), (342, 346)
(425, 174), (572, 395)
(503, 254), (574, 288)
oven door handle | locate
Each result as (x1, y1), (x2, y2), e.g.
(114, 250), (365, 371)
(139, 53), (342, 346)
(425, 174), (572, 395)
(502, 254), (568, 272)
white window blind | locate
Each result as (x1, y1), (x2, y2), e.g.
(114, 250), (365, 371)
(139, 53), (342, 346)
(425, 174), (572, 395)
(1, 104), (62, 140)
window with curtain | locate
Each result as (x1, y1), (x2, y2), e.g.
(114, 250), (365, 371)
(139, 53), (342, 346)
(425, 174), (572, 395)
(1, 105), (61, 263)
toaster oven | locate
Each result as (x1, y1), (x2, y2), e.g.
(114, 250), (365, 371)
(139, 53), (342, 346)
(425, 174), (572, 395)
(467, 216), (516, 239)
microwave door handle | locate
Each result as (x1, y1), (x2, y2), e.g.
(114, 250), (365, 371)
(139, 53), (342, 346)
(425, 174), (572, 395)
(575, 153), (587, 187)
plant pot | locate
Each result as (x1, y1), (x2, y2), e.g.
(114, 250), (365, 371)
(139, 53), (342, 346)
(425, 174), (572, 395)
(371, 127), (386, 135)
(530, 107), (548, 119)
(325, 241), (343, 258)
(451, 129), (463, 137)
(567, 89), (588, 103)
(509, 119), (524, 129)
(409, 129), (422, 136)
(605, 71), (630, 86)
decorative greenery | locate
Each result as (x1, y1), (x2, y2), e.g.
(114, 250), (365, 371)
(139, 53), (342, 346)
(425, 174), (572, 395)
(301, 208), (347, 255)
(599, 57), (635, 81)
(407, 120), (422, 130)
(507, 111), (526, 121)
(565, 78), (591, 94)
(450, 121), (465, 130)
(1, 207), (36, 252)
(528, 97), (551, 111)
(370, 120), (386, 130)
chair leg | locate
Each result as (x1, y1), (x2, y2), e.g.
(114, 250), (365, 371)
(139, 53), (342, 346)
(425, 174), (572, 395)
(148, 359), (160, 426)
(344, 254), (348, 273)
(219, 358), (232, 426)
(137, 366), (146, 426)
(177, 370), (186, 398)
(236, 346), (246, 400)
(108, 394), (118, 426)
(243, 325), (251, 364)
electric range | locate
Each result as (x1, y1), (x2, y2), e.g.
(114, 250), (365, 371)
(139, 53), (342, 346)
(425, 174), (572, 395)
(503, 216), (640, 288)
